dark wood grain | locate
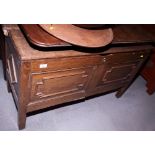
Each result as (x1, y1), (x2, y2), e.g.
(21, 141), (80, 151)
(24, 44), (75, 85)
(140, 25), (155, 94)
(3, 24), (153, 129)
(112, 24), (155, 44)
(18, 61), (31, 129)
(20, 24), (155, 49)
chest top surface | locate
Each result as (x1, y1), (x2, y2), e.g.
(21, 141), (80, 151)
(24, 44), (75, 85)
(3, 24), (154, 60)
(20, 24), (155, 47)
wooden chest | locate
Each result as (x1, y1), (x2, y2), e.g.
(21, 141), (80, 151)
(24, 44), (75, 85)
(141, 51), (155, 94)
(140, 25), (155, 94)
(2, 24), (153, 129)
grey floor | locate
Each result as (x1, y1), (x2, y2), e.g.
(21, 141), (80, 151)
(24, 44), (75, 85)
(0, 60), (155, 131)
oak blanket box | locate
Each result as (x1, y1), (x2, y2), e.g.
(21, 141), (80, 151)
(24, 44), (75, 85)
(2, 24), (153, 129)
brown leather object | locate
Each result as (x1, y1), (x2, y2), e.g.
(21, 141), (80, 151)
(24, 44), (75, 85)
(20, 24), (155, 49)
(20, 24), (70, 47)
(73, 24), (106, 29)
(39, 24), (113, 48)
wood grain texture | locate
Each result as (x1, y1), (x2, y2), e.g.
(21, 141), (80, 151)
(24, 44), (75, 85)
(112, 24), (155, 44)
(141, 51), (155, 94)
(20, 24), (155, 49)
(18, 61), (31, 129)
(3, 24), (153, 129)
(140, 25), (155, 94)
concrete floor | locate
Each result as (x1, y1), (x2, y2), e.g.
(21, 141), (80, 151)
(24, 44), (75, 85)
(0, 60), (155, 131)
